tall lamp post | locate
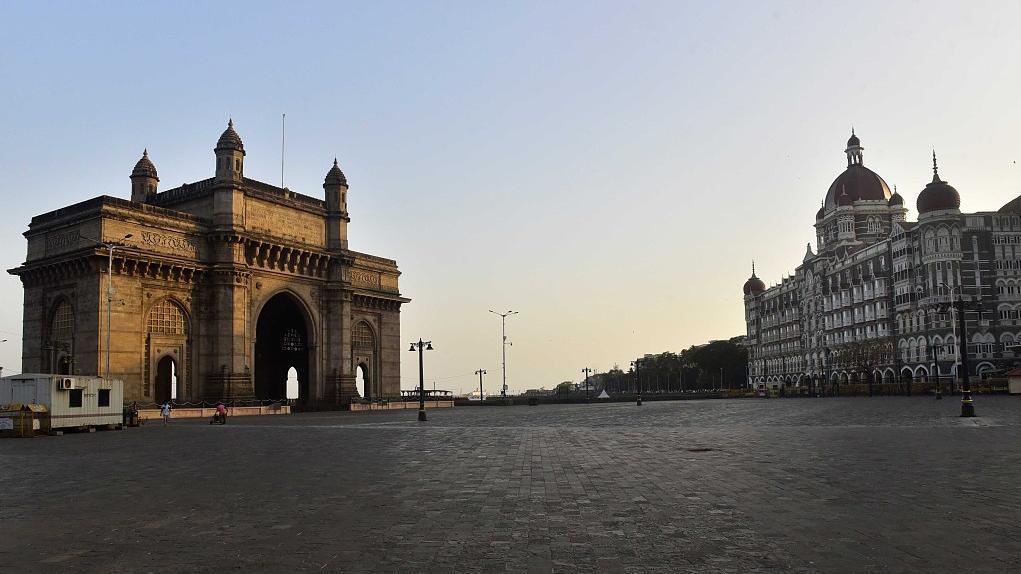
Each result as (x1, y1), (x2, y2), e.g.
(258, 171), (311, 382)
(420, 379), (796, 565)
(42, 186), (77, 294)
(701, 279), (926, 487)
(581, 367), (592, 401)
(933, 282), (976, 416)
(930, 323), (942, 400)
(631, 359), (642, 406)
(823, 347), (831, 397)
(81, 233), (133, 379)
(948, 296), (977, 417)
(475, 368), (486, 402)
(409, 339), (433, 421)
(489, 310), (517, 397)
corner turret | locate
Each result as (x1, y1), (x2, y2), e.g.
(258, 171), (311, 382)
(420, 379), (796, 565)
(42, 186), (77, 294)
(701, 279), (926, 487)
(130, 149), (159, 202)
(214, 119), (245, 183)
(845, 127), (863, 167)
(324, 158), (350, 250)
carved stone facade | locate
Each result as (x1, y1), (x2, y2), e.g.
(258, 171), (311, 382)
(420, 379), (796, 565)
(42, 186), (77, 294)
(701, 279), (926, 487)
(9, 122), (409, 406)
(743, 132), (1021, 391)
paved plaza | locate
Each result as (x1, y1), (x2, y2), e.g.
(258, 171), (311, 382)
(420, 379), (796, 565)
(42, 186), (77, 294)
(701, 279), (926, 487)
(2, 397), (1020, 573)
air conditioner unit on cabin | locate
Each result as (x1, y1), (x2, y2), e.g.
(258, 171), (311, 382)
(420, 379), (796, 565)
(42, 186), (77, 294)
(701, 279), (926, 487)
(58, 378), (74, 390)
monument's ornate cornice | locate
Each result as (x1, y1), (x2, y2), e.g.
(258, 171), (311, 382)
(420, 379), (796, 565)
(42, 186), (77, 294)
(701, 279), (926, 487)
(10, 249), (207, 287)
(352, 292), (407, 311)
(243, 237), (332, 279)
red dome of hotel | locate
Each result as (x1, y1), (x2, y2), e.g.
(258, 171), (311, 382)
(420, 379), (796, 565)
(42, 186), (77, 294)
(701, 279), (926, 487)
(743, 263), (765, 295)
(823, 131), (892, 209)
(916, 152), (961, 214)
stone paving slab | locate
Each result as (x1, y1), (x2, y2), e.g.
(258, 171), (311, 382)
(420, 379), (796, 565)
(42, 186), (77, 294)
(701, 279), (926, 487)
(0, 396), (1019, 573)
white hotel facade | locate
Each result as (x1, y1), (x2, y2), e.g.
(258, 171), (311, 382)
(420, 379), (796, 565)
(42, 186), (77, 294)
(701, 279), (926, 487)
(743, 132), (1021, 391)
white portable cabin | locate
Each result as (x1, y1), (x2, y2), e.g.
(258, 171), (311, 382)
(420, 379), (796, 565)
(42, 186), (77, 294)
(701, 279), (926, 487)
(1008, 368), (1021, 395)
(0, 374), (124, 429)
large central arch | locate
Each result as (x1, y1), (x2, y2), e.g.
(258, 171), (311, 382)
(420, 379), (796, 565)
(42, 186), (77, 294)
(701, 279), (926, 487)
(255, 292), (314, 404)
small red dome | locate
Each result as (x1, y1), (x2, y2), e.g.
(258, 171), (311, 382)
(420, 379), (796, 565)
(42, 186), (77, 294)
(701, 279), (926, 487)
(917, 178), (960, 214)
(917, 153), (960, 214)
(743, 274), (765, 296)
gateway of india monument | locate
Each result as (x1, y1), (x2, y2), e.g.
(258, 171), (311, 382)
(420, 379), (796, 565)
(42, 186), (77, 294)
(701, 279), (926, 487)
(8, 121), (408, 407)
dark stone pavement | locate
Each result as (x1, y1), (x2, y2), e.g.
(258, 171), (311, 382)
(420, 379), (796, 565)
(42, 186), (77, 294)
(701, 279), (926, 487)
(1, 396), (1020, 573)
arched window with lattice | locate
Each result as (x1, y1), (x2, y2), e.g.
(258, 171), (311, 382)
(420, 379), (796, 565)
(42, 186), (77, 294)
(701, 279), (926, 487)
(146, 299), (188, 335)
(47, 299), (76, 374)
(353, 321), (375, 352)
(50, 299), (75, 343)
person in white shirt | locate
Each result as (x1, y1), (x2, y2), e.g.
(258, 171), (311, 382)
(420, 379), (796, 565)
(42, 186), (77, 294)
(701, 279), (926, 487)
(160, 402), (171, 425)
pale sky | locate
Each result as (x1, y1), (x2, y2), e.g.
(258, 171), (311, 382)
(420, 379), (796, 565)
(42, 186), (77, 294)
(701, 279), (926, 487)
(1, 1), (1019, 393)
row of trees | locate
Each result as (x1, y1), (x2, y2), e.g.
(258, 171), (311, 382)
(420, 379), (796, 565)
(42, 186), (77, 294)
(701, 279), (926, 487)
(557, 337), (749, 395)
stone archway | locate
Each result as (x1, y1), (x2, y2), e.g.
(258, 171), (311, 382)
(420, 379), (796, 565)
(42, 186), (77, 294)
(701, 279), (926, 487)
(914, 366), (929, 382)
(145, 298), (190, 402)
(255, 292), (313, 404)
(356, 363), (369, 399)
(155, 355), (175, 404)
(46, 298), (76, 375)
(285, 367), (299, 399)
(975, 362), (995, 380)
(352, 320), (377, 399)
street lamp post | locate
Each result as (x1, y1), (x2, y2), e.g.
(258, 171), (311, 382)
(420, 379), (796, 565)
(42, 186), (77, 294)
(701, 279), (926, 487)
(81, 234), (133, 380)
(951, 297), (976, 417)
(930, 324), (942, 400)
(409, 339), (433, 421)
(582, 367), (592, 401)
(489, 310), (517, 397)
(823, 347), (831, 398)
(475, 369), (486, 402)
(935, 282), (975, 416)
(631, 360), (642, 406)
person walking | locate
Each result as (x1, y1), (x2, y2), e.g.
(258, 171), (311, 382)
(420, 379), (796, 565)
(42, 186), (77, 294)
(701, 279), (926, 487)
(160, 401), (171, 425)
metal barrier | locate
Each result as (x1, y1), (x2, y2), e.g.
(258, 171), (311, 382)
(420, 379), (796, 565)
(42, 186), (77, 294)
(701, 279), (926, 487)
(0, 404), (49, 438)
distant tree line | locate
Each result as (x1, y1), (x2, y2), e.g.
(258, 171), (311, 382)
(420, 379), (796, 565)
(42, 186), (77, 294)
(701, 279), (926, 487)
(562, 337), (748, 394)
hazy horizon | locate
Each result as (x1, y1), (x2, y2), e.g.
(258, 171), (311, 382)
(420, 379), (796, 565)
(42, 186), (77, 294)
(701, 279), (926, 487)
(1, 1), (1019, 393)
